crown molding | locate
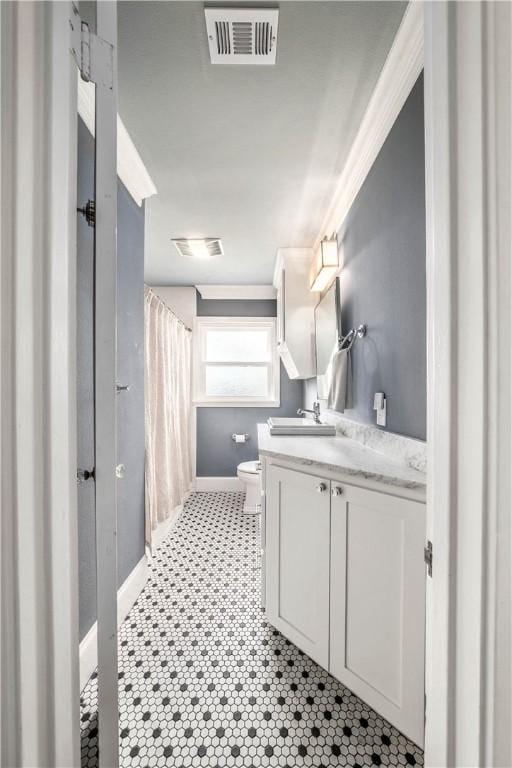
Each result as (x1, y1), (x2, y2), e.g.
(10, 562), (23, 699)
(273, 247), (314, 287)
(77, 74), (157, 207)
(314, 1), (424, 249)
(195, 285), (276, 301)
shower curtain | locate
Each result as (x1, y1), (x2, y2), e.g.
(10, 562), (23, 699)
(144, 287), (192, 549)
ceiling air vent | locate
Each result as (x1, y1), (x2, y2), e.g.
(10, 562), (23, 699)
(204, 8), (279, 65)
(172, 238), (224, 259)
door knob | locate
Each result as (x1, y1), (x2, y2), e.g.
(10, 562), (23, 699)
(332, 486), (343, 496)
(116, 463), (125, 479)
(316, 483), (327, 493)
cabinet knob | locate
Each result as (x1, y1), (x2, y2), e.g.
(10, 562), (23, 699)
(316, 483), (327, 493)
(332, 486), (343, 496)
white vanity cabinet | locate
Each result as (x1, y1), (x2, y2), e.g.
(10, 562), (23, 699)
(330, 481), (425, 747)
(263, 458), (426, 747)
(265, 463), (331, 668)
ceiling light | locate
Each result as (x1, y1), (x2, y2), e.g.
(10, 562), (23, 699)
(310, 238), (339, 291)
(188, 240), (209, 259)
(172, 238), (223, 259)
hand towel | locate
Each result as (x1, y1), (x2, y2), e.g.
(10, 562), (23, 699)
(327, 348), (352, 413)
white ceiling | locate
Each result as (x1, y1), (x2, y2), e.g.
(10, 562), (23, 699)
(117, 1), (406, 286)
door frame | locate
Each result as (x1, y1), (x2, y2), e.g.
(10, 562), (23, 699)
(424, 3), (511, 766)
(1, 1), (120, 765)
(93, 3), (120, 766)
(1, 2), (80, 765)
(1, 1), (510, 765)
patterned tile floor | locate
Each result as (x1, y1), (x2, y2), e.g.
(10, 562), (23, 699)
(80, 491), (424, 767)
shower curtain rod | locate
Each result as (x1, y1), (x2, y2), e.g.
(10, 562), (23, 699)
(144, 285), (193, 332)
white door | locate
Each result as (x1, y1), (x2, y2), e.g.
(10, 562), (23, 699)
(94, 3), (119, 765)
(265, 464), (330, 667)
(330, 483), (426, 747)
(73, 2), (120, 765)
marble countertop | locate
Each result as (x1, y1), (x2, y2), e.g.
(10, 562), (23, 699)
(257, 423), (426, 492)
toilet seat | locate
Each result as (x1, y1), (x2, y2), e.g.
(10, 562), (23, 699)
(238, 460), (260, 476)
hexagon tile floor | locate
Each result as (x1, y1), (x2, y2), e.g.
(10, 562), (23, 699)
(80, 491), (424, 768)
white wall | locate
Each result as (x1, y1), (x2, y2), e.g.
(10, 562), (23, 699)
(151, 286), (196, 328)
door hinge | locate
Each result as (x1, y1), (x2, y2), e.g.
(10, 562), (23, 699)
(69, 4), (113, 88)
(77, 199), (95, 227)
(424, 540), (433, 577)
(77, 467), (95, 483)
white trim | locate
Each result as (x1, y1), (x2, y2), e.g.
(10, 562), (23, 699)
(1, 4), (79, 764)
(194, 477), (243, 492)
(149, 497), (190, 554)
(424, 3), (512, 766)
(77, 73), (157, 207)
(196, 285), (277, 301)
(79, 555), (149, 692)
(193, 316), (280, 407)
(150, 509), (181, 553)
(273, 247), (313, 289)
(313, 1), (424, 250)
(94, 5), (120, 764)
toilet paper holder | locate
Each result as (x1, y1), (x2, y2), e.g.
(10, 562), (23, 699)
(232, 433), (250, 443)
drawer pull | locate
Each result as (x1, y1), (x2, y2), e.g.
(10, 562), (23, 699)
(316, 483), (327, 493)
(332, 486), (343, 496)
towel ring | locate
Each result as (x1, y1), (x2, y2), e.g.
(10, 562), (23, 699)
(339, 324), (367, 351)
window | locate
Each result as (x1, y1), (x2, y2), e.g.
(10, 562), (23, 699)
(193, 317), (280, 406)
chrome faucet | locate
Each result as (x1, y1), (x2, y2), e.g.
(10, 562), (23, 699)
(297, 400), (321, 424)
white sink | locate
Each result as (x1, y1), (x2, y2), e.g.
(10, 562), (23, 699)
(267, 417), (336, 436)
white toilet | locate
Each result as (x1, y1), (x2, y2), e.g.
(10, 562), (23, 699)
(237, 460), (262, 514)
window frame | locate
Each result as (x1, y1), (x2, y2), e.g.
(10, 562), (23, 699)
(193, 316), (280, 407)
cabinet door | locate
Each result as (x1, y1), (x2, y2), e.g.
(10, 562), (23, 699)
(330, 484), (425, 747)
(265, 464), (330, 667)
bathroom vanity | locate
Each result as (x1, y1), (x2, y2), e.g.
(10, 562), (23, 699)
(257, 423), (426, 747)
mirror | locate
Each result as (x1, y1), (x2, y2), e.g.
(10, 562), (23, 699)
(315, 279), (340, 399)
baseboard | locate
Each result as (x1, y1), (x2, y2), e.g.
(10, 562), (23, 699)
(79, 554), (149, 691)
(194, 477), (243, 492)
(150, 502), (185, 553)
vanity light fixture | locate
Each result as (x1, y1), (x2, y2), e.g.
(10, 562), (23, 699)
(310, 237), (339, 292)
(172, 238), (223, 259)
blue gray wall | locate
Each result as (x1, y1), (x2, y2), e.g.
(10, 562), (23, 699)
(77, 118), (145, 641)
(196, 295), (303, 476)
(307, 75), (426, 440)
(116, 184), (146, 589)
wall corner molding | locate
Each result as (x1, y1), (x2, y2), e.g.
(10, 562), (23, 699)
(273, 247), (314, 288)
(195, 285), (277, 301)
(79, 555), (149, 691)
(78, 74), (157, 207)
(314, 1), (424, 249)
